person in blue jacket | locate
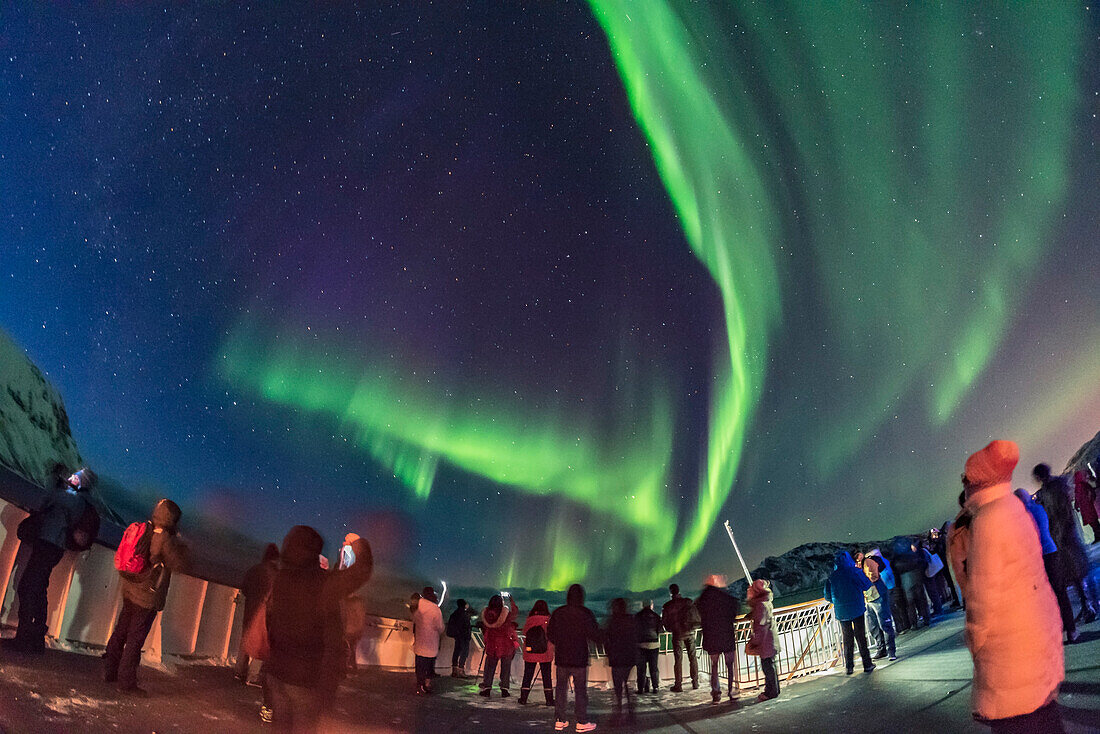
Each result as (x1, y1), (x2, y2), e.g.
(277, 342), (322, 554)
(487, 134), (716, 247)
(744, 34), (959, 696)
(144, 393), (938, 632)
(824, 550), (875, 674)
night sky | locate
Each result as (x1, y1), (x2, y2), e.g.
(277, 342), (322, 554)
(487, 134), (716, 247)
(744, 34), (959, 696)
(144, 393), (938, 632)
(1, 3), (1097, 590)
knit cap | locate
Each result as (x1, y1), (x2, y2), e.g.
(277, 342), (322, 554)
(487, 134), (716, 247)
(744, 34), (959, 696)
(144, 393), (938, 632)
(964, 440), (1019, 496)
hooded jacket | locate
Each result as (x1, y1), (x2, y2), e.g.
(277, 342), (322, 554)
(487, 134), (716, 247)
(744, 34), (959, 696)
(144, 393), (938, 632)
(747, 582), (777, 659)
(267, 526), (373, 690)
(951, 444), (1063, 720)
(547, 584), (600, 668)
(695, 584), (739, 653)
(635, 606), (663, 650)
(604, 610), (639, 667)
(522, 613), (554, 664)
(480, 600), (518, 659)
(36, 477), (89, 550)
(824, 551), (872, 622)
(120, 499), (189, 611)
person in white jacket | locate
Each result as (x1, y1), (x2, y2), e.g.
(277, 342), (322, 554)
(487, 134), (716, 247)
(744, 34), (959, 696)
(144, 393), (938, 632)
(412, 587), (445, 694)
(951, 440), (1064, 732)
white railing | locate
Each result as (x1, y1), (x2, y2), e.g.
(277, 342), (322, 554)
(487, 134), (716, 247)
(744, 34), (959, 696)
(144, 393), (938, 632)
(1, 495), (842, 690)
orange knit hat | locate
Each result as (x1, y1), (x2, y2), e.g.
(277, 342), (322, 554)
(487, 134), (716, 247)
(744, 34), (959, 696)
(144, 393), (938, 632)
(964, 440), (1019, 495)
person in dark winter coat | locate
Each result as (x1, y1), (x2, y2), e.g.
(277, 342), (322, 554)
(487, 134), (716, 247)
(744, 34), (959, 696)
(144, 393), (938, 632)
(235, 542), (279, 683)
(604, 597), (638, 724)
(661, 583), (699, 692)
(479, 594), (518, 697)
(547, 583), (600, 732)
(634, 600), (663, 694)
(746, 579), (780, 701)
(8, 465), (95, 654)
(1034, 463), (1097, 624)
(446, 599), (474, 677)
(266, 525), (372, 732)
(1016, 488), (1078, 643)
(104, 498), (189, 694)
(695, 574), (739, 705)
(824, 550), (874, 675)
(519, 600), (554, 705)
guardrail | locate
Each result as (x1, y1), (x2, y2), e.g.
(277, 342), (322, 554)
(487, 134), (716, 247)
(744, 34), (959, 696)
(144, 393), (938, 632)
(1, 494), (842, 689)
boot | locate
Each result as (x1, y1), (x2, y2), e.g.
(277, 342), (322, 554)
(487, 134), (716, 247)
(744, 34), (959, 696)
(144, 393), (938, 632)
(518, 688), (529, 705)
(451, 665), (464, 678)
(544, 688), (555, 706)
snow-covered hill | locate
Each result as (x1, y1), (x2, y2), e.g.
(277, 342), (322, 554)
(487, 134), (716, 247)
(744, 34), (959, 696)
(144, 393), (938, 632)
(0, 329), (82, 485)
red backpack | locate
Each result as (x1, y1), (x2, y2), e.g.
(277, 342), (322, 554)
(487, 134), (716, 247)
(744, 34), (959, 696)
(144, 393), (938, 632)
(114, 521), (152, 576)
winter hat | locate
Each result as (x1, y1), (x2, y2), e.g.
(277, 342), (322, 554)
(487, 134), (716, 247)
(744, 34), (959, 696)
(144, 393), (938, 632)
(747, 579), (771, 600)
(281, 525), (324, 570)
(343, 532), (361, 545)
(703, 574), (728, 588)
(964, 440), (1019, 495)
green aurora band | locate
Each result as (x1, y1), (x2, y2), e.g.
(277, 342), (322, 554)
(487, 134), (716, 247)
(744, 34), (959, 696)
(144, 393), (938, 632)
(219, 2), (1084, 588)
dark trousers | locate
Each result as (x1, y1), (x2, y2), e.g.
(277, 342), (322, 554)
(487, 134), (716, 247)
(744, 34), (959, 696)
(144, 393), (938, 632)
(989, 700), (1065, 733)
(521, 661), (552, 701)
(15, 539), (65, 647)
(839, 616), (872, 672)
(611, 664), (635, 720)
(636, 647), (659, 691)
(672, 635), (698, 687)
(268, 675), (320, 733)
(451, 636), (470, 668)
(104, 599), (158, 689)
(554, 665), (588, 724)
(708, 650), (735, 694)
(481, 653), (513, 691)
(414, 655), (434, 689)
(1043, 552), (1076, 637)
(760, 655), (780, 698)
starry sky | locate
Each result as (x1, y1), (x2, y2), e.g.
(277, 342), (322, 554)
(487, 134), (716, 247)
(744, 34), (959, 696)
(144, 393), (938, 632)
(1, 2), (1097, 590)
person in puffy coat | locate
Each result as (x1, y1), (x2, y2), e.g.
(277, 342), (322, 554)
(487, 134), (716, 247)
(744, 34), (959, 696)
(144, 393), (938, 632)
(824, 550), (874, 675)
(1073, 469), (1100, 543)
(695, 574), (739, 705)
(746, 578), (779, 701)
(479, 594), (518, 697)
(412, 587), (444, 694)
(519, 599), (554, 705)
(104, 498), (189, 694)
(954, 441), (1063, 731)
(266, 525), (372, 731)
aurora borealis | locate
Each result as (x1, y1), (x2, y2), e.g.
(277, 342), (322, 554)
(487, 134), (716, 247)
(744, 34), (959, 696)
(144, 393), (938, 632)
(1, 3), (1097, 590)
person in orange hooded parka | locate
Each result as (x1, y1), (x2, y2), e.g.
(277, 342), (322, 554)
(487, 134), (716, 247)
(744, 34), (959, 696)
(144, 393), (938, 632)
(950, 440), (1064, 732)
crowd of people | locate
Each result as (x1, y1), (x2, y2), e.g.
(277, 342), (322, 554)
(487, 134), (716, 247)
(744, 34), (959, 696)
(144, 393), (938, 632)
(3, 440), (1098, 732)
(411, 576), (780, 731)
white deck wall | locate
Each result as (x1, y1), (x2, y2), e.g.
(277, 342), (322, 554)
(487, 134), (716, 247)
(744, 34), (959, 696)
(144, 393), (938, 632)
(0, 497), (839, 687)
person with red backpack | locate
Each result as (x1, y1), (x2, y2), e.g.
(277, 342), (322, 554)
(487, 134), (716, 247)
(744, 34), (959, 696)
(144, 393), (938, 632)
(5, 465), (98, 655)
(104, 498), (189, 694)
(519, 599), (554, 706)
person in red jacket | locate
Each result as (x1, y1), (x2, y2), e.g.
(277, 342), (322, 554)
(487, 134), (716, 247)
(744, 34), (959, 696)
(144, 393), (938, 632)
(1073, 469), (1100, 543)
(519, 599), (554, 705)
(479, 593), (518, 697)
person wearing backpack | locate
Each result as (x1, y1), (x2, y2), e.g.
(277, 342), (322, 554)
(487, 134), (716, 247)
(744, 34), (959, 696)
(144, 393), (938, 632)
(446, 599), (474, 678)
(103, 498), (189, 694)
(519, 599), (554, 706)
(6, 465), (97, 655)
(661, 583), (699, 692)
